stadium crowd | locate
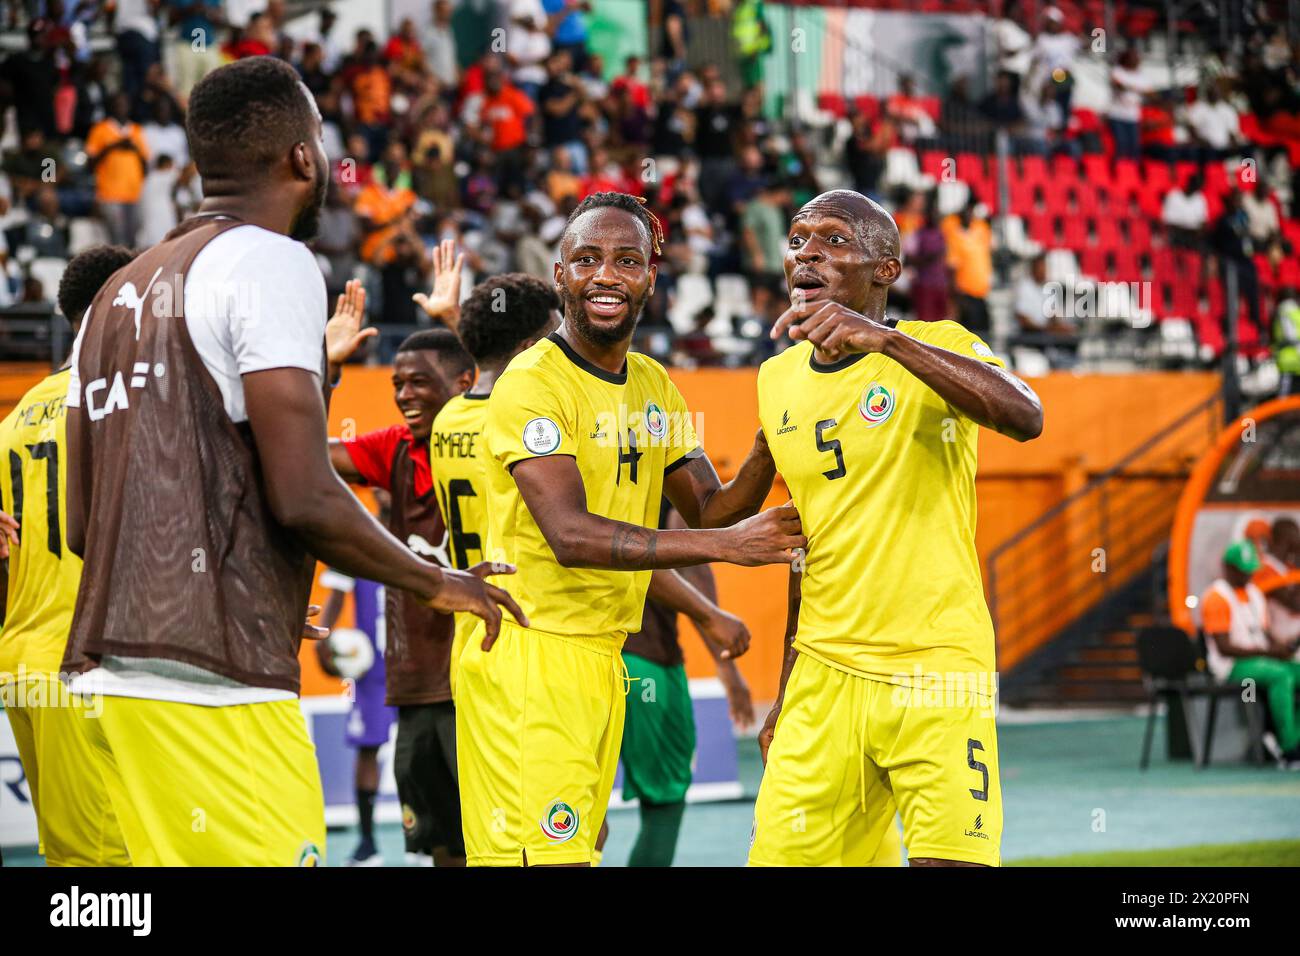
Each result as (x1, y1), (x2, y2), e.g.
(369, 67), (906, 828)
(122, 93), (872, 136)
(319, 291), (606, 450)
(0, 0), (1296, 386)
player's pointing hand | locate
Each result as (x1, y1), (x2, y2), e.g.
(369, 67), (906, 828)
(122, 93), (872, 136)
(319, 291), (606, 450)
(723, 500), (806, 567)
(770, 299), (893, 358)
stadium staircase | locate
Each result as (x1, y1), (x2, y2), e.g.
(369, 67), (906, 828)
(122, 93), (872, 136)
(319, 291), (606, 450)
(991, 392), (1224, 706)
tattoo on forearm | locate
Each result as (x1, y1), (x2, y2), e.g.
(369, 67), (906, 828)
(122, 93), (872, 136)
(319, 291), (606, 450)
(611, 525), (658, 568)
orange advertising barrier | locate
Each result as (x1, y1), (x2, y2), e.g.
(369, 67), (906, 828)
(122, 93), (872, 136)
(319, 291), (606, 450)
(299, 366), (1222, 703)
(0, 360), (1216, 704)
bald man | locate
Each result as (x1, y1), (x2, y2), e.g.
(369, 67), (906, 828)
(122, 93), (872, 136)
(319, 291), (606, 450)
(749, 190), (1043, 868)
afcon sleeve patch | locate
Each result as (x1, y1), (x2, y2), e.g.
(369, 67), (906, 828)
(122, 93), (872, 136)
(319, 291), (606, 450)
(971, 341), (994, 358)
(522, 417), (562, 455)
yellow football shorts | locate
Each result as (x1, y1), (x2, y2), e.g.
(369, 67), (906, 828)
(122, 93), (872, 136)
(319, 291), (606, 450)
(456, 618), (626, 866)
(749, 653), (1001, 867)
(3, 674), (130, 866)
(81, 694), (326, 867)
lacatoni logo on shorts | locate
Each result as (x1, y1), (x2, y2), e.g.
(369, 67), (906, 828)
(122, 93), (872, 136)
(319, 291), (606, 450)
(859, 382), (895, 428)
(540, 799), (580, 842)
(522, 417), (562, 455)
(645, 401), (667, 440)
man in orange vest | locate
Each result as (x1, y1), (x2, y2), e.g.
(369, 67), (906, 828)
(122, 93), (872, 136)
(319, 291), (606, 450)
(1200, 539), (1300, 764)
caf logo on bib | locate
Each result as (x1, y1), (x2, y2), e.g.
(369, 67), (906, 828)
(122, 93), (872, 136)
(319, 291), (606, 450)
(859, 382), (895, 428)
(522, 417), (561, 455)
(540, 799), (580, 843)
(645, 401), (667, 440)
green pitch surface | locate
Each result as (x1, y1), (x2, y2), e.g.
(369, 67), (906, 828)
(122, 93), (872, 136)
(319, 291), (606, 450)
(6, 715), (1298, 866)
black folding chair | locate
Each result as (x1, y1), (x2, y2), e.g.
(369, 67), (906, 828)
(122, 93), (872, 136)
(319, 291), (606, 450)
(1135, 626), (1263, 769)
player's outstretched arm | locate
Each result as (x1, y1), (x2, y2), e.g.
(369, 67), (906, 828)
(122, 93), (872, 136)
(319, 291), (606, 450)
(648, 568), (751, 660)
(663, 429), (776, 529)
(511, 453), (805, 570)
(243, 367), (527, 642)
(760, 562), (803, 766)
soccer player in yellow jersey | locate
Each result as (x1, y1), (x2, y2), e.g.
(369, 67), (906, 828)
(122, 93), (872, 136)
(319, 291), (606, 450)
(429, 273), (561, 699)
(457, 192), (806, 866)
(750, 190), (1043, 867)
(0, 245), (136, 866)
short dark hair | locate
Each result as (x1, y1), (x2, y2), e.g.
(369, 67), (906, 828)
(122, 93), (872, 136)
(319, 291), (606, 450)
(457, 273), (558, 363)
(57, 244), (136, 326)
(563, 191), (664, 255)
(187, 57), (316, 183)
(397, 327), (475, 379)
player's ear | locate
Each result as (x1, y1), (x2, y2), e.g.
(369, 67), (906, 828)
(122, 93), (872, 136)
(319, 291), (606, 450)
(647, 261), (658, 298)
(874, 256), (902, 287)
(291, 141), (314, 182)
(552, 259), (564, 295)
(454, 366), (475, 394)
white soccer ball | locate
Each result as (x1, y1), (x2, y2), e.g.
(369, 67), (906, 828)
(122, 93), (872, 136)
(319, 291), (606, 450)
(328, 627), (374, 681)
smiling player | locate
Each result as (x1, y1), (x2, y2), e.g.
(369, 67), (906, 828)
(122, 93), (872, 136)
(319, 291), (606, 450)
(456, 191), (805, 867)
(750, 189), (1043, 868)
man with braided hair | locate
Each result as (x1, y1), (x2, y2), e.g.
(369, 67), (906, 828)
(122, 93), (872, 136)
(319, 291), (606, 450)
(455, 191), (807, 866)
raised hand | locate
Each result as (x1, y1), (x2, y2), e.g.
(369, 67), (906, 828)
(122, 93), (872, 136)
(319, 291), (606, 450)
(412, 238), (465, 331)
(770, 298), (893, 360)
(324, 279), (375, 369)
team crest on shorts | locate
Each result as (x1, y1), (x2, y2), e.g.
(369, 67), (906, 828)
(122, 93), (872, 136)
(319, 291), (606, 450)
(645, 401), (667, 440)
(401, 803), (417, 833)
(859, 382), (895, 428)
(296, 841), (322, 867)
(540, 799), (580, 843)
(522, 417), (561, 455)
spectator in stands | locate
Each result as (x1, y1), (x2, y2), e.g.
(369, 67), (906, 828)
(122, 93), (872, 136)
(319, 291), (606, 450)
(979, 70), (1024, 131)
(1019, 79), (1066, 155)
(470, 59), (535, 192)
(1139, 90), (1184, 164)
(1185, 83), (1244, 160)
(3, 128), (60, 206)
(355, 140), (418, 269)
(1162, 172), (1209, 248)
(316, 181), (361, 300)
(166, 0), (225, 97)
(86, 92), (149, 247)
(22, 185), (69, 259)
(941, 74), (986, 151)
(1209, 189), (1265, 343)
(1013, 252), (1077, 367)
(297, 41), (332, 97)
(1199, 539), (1300, 764)
(1107, 48), (1150, 160)
(740, 178), (788, 293)
(544, 0), (591, 71)
(693, 77), (740, 210)
(506, 0), (551, 101)
(661, 0), (688, 80)
(942, 199), (993, 338)
(1029, 5), (1079, 130)
(732, 0), (772, 89)
(1242, 176), (1282, 248)
(0, 21), (60, 139)
(138, 152), (178, 246)
(844, 107), (892, 200)
(141, 96), (187, 170)
(1252, 517), (1300, 648)
(886, 73), (936, 145)
(905, 190), (948, 324)
(1274, 289), (1300, 396)
(422, 0), (458, 87)
(114, 0), (161, 104)
(992, 1), (1032, 94)
(344, 38), (393, 162)
(539, 49), (587, 173)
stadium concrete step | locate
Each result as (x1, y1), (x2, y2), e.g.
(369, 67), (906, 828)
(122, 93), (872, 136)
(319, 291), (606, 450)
(1057, 664), (1144, 683)
(1074, 645), (1139, 664)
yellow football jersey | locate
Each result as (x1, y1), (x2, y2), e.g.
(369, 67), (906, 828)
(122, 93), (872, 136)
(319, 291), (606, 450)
(482, 332), (699, 642)
(430, 392), (491, 687)
(758, 319), (1004, 687)
(0, 369), (81, 681)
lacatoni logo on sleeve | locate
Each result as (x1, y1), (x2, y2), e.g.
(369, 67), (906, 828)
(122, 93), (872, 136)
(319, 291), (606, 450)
(522, 417), (562, 455)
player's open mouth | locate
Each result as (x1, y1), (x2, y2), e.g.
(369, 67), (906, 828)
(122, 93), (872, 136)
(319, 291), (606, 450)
(400, 407), (427, 423)
(585, 291), (628, 318)
(791, 275), (828, 303)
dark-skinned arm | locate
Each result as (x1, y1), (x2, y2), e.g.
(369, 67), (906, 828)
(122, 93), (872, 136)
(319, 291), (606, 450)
(772, 301), (1044, 442)
(66, 402), (89, 558)
(662, 429), (776, 529)
(327, 439), (364, 484)
(243, 367), (526, 639)
(510, 453), (803, 571)
(759, 561), (803, 765)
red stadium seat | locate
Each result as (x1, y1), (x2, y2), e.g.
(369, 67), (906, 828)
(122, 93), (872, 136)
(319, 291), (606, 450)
(851, 95), (880, 121)
(1081, 153), (1111, 185)
(1025, 210), (1055, 245)
(1019, 155), (1048, 185)
(1078, 246), (1106, 278)
(818, 93), (847, 118)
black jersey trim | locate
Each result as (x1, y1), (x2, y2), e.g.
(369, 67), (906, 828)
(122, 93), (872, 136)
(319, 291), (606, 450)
(547, 332), (628, 385)
(461, 391), (491, 401)
(664, 446), (705, 475)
